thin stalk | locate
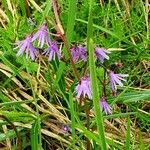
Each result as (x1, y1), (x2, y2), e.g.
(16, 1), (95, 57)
(61, 35), (80, 81)
(87, 1), (107, 149)
(85, 101), (91, 150)
(103, 68), (107, 97)
(52, 0), (80, 82)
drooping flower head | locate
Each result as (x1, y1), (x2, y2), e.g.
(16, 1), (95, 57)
(75, 76), (92, 99)
(95, 47), (110, 63)
(100, 97), (112, 115)
(15, 35), (37, 60)
(71, 45), (87, 62)
(109, 70), (128, 93)
(32, 24), (50, 48)
(42, 41), (61, 61)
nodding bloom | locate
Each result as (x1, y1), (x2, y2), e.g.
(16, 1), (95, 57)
(95, 47), (110, 63)
(109, 70), (128, 93)
(75, 76), (92, 99)
(32, 24), (50, 48)
(15, 35), (37, 60)
(71, 46), (87, 62)
(100, 97), (112, 115)
(42, 41), (61, 61)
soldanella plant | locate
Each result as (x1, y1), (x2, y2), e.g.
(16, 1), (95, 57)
(0, 0), (149, 150)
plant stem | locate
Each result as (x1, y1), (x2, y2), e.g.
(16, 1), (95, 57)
(52, 0), (80, 82)
(85, 101), (91, 150)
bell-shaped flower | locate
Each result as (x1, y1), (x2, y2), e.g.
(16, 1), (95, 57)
(71, 46), (87, 62)
(75, 76), (92, 99)
(95, 47), (110, 63)
(15, 35), (37, 60)
(109, 70), (128, 92)
(100, 97), (112, 115)
(42, 41), (61, 61)
(32, 24), (50, 48)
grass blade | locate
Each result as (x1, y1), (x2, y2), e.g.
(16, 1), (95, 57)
(66, 0), (77, 46)
(87, 1), (107, 149)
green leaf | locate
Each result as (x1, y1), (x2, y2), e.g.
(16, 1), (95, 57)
(87, 1), (107, 149)
(118, 90), (150, 103)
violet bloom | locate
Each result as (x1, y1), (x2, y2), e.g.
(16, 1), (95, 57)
(32, 24), (50, 48)
(15, 35), (37, 60)
(75, 76), (92, 99)
(61, 124), (71, 134)
(109, 71), (128, 92)
(100, 97), (112, 115)
(42, 41), (61, 61)
(95, 47), (110, 63)
(71, 46), (87, 62)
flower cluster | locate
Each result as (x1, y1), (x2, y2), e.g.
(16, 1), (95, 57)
(15, 23), (128, 115)
(74, 47), (128, 115)
(15, 24), (61, 61)
(70, 45), (111, 63)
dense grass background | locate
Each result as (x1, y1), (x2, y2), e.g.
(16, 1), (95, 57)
(0, 0), (150, 149)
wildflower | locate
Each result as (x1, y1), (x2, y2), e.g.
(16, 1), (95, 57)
(75, 76), (92, 99)
(100, 97), (112, 115)
(71, 46), (87, 62)
(15, 35), (37, 60)
(95, 47), (110, 63)
(42, 41), (61, 61)
(109, 70), (128, 92)
(61, 124), (71, 134)
(32, 24), (50, 48)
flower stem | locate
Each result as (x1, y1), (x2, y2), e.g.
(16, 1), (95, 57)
(85, 101), (91, 150)
(52, 0), (80, 82)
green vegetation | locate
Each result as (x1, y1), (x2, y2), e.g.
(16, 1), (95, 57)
(0, 0), (149, 149)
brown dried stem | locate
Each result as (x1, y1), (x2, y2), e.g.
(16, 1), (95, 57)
(52, 0), (80, 82)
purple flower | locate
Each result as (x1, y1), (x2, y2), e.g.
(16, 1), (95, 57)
(109, 71), (128, 92)
(95, 47), (110, 63)
(61, 124), (71, 134)
(71, 46), (87, 62)
(32, 24), (50, 48)
(75, 76), (92, 99)
(42, 41), (61, 61)
(100, 97), (112, 115)
(15, 35), (37, 60)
